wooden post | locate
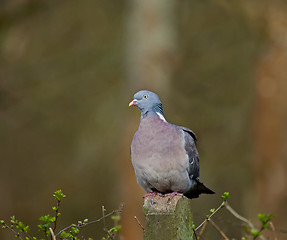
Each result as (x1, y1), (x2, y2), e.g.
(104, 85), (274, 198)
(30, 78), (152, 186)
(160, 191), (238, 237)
(143, 195), (193, 240)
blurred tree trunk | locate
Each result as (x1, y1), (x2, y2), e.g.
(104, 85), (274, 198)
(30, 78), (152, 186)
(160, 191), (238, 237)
(253, 0), (287, 233)
(125, 0), (176, 95)
(120, 0), (177, 239)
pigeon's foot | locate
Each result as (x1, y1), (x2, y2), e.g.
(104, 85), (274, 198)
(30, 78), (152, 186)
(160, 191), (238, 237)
(164, 192), (183, 202)
(143, 192), (163, 204)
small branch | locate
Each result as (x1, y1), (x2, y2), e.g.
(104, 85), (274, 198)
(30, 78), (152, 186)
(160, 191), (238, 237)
(55, 204), (124, 237)
(85, 210), (119, 226)
(134, 216), (144, 230)
(49, 228), (56, 240)
(192, 229), (198, 240)
(53, 199), (61, 231)
(253, 226), (265, 240)
(195, 201), (225, 232)
(102, 206), (107, 231)
(225, 202), (265, 240)
(209, 218), (229, 240)
(269, 221), (278, 240)
(3, 223), (24, 240)
(84, 204), (124, 227)
(225, 202), (255, 229)
(102, 205), (113, 239)
(197, 220), (208, 240)
(269, 227), (287, 234)
(55, 223), (74, 237)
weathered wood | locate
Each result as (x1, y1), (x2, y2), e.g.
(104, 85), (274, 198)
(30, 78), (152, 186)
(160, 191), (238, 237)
(143, 195), (193, 240)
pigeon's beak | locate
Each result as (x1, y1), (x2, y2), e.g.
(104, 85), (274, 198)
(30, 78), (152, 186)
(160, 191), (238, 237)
(129, 99), (138, 107)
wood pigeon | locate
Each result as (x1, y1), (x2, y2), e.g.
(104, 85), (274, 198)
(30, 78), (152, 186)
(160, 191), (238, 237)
(129, 90), (214, 201)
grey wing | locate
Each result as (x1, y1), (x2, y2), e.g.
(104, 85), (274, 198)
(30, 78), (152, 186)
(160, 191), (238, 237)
(180, 126), (200, 180)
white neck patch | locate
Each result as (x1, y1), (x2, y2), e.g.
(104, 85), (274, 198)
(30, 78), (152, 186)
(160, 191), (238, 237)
(156, 112), (167, 122)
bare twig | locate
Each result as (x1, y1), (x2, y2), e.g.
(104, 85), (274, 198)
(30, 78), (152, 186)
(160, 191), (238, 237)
(49, 227), (56, 240)
(192, 194), (286, 240)
(197, 220), (208, 240)
(225, 202), (255, 229)
(85, 203), (124, 227)
(102, 205), (113, 239)
(55, 204), (124, 237)
(102, 206), (107, 231)
(56, 223), (74, 237)
(195, 201), (225, 232)
(193, 229), (198, 240)
(225, 202), (265, 240)
(209, 218), (229, 240)
(269, 221), (278, 240)
(2, 223), (24, 240)
(53, 199), (61, 231)
(134, 216), (144, 230)
(269, 227), (287, 234)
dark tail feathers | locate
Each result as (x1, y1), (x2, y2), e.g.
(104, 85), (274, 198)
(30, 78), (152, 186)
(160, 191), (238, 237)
(184, 179), (215, 199)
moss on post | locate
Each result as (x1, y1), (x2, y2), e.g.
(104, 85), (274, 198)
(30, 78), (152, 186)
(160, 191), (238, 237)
(143, 195), (193, 240)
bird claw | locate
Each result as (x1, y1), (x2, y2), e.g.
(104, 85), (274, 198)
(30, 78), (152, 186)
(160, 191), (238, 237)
(164, 192), (183, 202)
(143, 192), (163, 204)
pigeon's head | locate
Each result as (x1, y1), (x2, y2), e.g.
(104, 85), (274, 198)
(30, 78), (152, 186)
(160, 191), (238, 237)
(129, 90), (164, 117)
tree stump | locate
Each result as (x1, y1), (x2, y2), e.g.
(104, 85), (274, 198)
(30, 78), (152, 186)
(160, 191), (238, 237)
(143, 195), (193, 240)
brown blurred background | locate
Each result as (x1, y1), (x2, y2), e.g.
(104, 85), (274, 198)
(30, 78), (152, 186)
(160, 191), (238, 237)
(0, 0), (287, 239)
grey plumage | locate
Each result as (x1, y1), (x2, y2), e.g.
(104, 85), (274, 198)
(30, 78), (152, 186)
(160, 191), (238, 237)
(129, 90), (214, 199)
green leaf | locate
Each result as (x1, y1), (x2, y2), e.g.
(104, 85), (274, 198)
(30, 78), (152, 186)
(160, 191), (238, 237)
(109, 225), (122, 233)
(38, 221), (51, 232)
(52, 206), (58, 211)
(258, 213), (274, 223)
(115, 225), (122, 232)
(53, 190), (66, 201)
(210, 208), (215, 213)
(221, 192), (230, 201)
(37, 224), (44, 231)
(23, 226), (30, 233)
(39, 214), (55, 223)
(0, 220), (5, 224)
(60, 231), (73, 239)
(16, 221), (30, 233)
(60, 231), (68, 237)
(251, 228), (260, 237)
(10, 216), (17, 224)
(39, 215), (49, 222)
(111, 215), (120, 222)
(263, 222), (270, 229)
(71, 226), (80, 234)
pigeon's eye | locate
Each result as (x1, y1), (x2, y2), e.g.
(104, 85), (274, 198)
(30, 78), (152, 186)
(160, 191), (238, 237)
(143, 94), (148, 99)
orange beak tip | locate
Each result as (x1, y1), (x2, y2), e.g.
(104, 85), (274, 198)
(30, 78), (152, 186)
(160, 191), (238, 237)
(129, 99), (137, 107)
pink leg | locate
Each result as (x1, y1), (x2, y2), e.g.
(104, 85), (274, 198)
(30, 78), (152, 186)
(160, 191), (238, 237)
(164, 192), (183, 202)
(143, 192), (163, 204)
